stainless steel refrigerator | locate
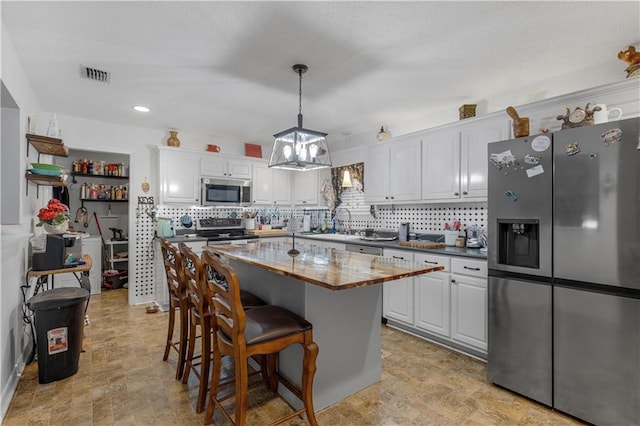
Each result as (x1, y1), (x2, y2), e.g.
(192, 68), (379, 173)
(488, 117), (640, 425)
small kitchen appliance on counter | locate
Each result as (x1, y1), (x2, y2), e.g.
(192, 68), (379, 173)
(465, 225), (483, 248)
(398, 223), (410, 242)
(156, 217), (175, 238)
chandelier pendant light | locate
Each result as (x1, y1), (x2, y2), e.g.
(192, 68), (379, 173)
(269, 64), (332, 171)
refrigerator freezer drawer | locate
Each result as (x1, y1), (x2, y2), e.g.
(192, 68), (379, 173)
(554, 286), (640, 425)
(488, 275), (552, 406)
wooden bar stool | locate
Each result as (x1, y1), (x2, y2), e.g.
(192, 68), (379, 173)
(202, 250), (319, 426)
(179, 243), (267, 414)
(159, 239), (188, 380)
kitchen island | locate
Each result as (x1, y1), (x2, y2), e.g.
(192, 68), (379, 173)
(204, 240), (443, 411)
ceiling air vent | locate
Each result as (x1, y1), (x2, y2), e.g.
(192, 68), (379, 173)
(80, 65), (111, 84)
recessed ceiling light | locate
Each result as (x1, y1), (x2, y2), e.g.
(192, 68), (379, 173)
(133, 105), (150, 113)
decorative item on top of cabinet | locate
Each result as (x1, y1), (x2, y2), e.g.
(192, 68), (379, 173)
(556, 103), (601, 129)
(505, 106), (530, 137)
(459, 104), (477, 120)
(166, 130), (181, 147)
(245, 143), (263, 158)
(617, 45), (640, 78)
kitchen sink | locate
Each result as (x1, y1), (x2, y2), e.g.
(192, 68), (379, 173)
(302, 233), (361, 241)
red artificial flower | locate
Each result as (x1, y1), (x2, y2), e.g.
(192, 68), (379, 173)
(36, 199), (70, 226)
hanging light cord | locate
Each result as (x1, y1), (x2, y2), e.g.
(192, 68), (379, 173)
(298, 68), (303, 116)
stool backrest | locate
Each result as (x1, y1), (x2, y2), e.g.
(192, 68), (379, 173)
(201, 250), (247, 348)
(160, 239), (185, 298)
(179, 243), (208, 316)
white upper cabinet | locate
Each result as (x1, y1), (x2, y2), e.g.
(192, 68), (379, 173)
(201, 154), (252, 179)
(365, 136), (422, 204)
(252, 162), (291, 206)
(421, 129), (461, 201)
(422, 118), (509, 202)
(293, 170), (319, 205)
(158, 147), (201, 204)
(460, 119), (509, 199)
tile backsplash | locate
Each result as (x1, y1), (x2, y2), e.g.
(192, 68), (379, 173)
(156, 202), (486, 234)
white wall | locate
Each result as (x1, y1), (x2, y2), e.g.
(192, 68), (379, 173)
(333, 61), (631, 151)
(0, 22), (45, 421)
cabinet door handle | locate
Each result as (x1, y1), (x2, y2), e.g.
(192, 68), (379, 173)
(462, 191), (468, 195)
(463, 266), (481, 271)
(451, 279), (456, 283)
(390, 196), (395, 199)
(423, 260), (438, 264)
(454, 192), (459, 196)
(273, 201), (277, 204)
(392, 255), (405, 260)
(385, 196), (389, 199)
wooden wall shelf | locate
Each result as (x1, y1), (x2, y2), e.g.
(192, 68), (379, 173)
(26, 133), (69, 157)
(25, 172), (66, 187)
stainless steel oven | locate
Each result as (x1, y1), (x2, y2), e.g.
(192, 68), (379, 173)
(195, 218), (258, 245)
(201, 177), (251, 207)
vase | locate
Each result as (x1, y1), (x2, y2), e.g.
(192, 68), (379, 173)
(167, 131), (181, 147)
(43, 220), (69, 234)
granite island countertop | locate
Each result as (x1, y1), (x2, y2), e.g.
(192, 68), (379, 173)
(204, 240), (444, 291)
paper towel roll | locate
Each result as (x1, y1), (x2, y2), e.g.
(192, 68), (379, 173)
(303, 215), (311, 232)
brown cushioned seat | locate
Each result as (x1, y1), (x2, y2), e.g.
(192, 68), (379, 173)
(217, 305), (312, 347)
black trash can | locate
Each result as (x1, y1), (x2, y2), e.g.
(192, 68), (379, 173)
(28, 287), (90, 384)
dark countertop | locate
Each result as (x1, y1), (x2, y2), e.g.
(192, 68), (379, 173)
(293, 234), (488, 260)
(162, 234), (208, 244)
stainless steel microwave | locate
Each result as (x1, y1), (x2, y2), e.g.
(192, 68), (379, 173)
(201, 177), (251, 206)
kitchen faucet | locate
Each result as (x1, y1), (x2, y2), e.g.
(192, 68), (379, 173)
(334, 206), (352, 234)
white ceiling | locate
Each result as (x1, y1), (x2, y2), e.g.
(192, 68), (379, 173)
(2, 1), (639, 150)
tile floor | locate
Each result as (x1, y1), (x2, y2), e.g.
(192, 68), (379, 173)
(3, 289), (583, 425)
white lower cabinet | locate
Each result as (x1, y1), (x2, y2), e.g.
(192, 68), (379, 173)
(450, 257), (488, 351)
(413, 253), (451, 338)
(383, 250), (488, 356)
(382, 249), (414, 326)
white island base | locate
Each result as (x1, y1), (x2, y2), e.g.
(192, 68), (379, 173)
(230, 258), (383, 412)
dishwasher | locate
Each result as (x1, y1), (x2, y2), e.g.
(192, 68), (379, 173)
(345, 244), (384, 323)
(345, 244), (383, 256)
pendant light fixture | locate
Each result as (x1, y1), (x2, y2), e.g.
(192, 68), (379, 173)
(342, 169), (353, 188)
(269, 64), (332, 171)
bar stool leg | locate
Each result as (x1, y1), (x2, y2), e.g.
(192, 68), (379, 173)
(163, 301), (176, 362)
(182, 312), (197, 385)
(176, 306), (189, 380)
(302, 338), (319, 426)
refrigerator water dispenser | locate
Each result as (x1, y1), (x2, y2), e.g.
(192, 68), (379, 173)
(497, 219), (539, 269)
